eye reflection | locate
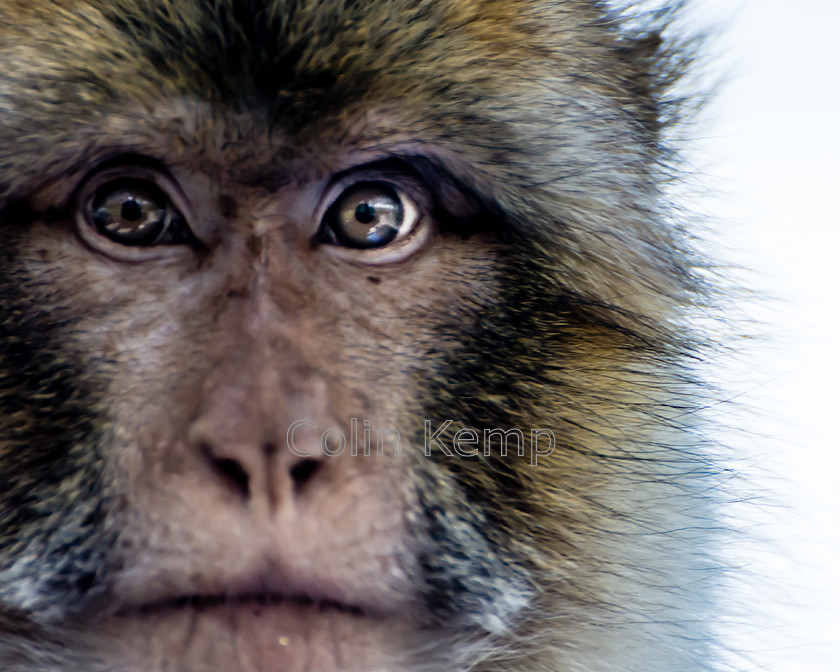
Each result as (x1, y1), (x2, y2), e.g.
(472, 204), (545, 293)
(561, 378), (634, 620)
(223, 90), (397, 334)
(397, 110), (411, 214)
(327, 182), (405, 249)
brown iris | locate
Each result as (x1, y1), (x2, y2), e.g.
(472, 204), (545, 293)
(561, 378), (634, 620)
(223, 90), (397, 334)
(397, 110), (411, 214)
(326, 182), (404, 249)
(89, 179), (170, 246)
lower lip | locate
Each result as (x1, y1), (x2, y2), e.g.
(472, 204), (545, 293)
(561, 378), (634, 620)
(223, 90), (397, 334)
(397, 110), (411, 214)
(93, 599), (411, 672)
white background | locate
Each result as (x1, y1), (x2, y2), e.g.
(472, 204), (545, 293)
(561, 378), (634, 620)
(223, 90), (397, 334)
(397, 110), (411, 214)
(672, 0), (839, 670)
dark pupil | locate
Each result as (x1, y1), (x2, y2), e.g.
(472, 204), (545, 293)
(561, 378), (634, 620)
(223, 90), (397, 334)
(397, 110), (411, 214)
(121, 199), (143, 221)
(355, 203), (376, 224)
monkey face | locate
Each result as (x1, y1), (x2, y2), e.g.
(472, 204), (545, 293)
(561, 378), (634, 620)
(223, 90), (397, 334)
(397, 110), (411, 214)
(0, 115), (514, 670)
(0, 2), (722, 672)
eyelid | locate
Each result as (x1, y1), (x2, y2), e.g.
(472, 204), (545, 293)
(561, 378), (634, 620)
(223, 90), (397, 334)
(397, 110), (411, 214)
(83, 166), (194, 219)
(315, 162), (430, 224)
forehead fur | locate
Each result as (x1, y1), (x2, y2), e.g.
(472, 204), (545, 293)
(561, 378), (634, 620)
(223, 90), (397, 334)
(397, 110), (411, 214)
(1, 0), (619, 108)
(0, 0), (655, 174)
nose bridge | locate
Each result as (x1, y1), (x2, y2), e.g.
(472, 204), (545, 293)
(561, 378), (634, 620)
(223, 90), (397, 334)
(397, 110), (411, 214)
(219, 220), (311, 337)
(212, 233), (319, 421)
(247, 224), (312, 319)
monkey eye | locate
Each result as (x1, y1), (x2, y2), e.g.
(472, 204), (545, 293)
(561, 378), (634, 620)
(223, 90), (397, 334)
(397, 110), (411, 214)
(322, 182), (419, 250)
(84, 178), (193, 247)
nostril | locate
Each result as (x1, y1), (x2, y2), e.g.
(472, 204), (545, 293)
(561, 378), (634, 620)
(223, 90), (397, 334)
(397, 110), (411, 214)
(197, 441), (252, 499)
(211, 457), (251, 499)
(289, 458), (321, 493)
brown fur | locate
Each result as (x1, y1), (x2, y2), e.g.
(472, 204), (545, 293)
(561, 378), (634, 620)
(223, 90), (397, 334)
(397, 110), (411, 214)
(0, 1), (726, 671)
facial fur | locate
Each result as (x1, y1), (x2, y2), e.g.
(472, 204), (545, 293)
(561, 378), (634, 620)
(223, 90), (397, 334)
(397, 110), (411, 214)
(0, 2), (725, 671)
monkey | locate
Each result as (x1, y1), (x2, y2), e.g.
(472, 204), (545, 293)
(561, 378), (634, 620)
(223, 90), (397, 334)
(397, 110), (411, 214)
(0, 1), (728, 671)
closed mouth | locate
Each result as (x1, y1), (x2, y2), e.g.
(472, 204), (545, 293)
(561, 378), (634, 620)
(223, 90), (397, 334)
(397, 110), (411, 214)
(98, 581), (414, 672)
(124, 592), (367, 618)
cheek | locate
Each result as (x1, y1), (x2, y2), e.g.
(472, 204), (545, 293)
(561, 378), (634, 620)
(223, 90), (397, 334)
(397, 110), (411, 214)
(317, 237), (504, 421)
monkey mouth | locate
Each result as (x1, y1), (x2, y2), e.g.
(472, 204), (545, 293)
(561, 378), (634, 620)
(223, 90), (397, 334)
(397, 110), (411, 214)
(103, 576), (415, 672)
(124, 591), (367, 618)
(110, 566), (403, 623)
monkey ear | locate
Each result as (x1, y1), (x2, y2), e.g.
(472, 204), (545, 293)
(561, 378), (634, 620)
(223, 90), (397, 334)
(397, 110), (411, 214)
(617, 31), (665, 133)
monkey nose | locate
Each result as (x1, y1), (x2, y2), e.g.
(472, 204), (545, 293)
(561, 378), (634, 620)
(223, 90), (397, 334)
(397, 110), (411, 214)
(187, 410), (326, 514)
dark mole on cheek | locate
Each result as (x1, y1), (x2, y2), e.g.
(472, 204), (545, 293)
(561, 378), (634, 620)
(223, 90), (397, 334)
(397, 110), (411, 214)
(217, 194), (238, 218)
(367, 276), (381, 285)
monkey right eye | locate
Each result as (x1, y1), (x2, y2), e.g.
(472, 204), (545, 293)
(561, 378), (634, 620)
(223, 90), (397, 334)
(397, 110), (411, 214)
(81, 178), (194, 247)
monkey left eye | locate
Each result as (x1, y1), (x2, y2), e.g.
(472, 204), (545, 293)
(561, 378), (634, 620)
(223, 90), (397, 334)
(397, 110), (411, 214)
(322, 182), (420, 250)
(82, 178), (193, 247)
